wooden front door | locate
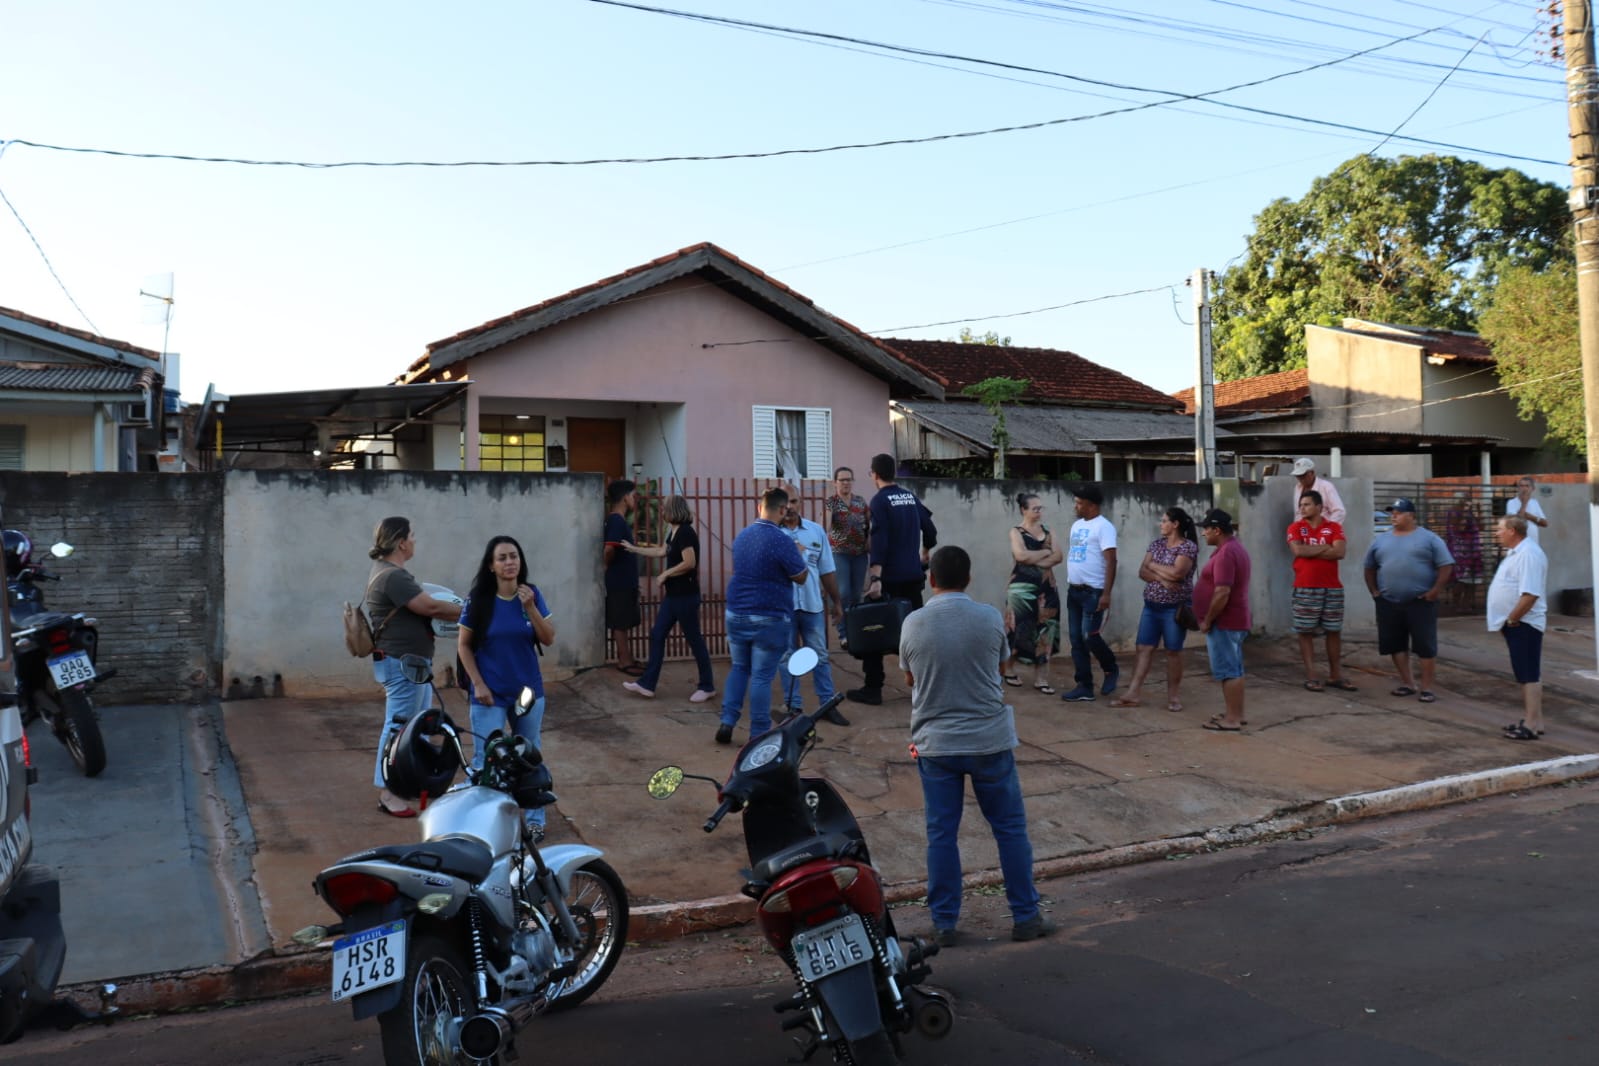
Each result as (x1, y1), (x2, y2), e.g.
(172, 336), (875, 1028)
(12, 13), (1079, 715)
(566, 418), (626, 482)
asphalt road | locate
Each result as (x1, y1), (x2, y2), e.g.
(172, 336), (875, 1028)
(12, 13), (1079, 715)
(11, 781), (1598, 1065)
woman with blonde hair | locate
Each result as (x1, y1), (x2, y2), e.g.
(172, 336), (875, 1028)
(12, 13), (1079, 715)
(621, 494), (716, 701)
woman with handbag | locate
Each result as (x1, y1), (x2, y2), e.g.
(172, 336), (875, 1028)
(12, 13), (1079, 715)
(1002, 493), (1063, 694)
(1110, 507), (1198, 712)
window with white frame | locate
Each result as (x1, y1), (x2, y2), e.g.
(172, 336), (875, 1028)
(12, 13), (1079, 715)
(752, 406), (830, 479)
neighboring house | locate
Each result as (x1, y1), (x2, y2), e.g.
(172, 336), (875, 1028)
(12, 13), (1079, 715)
(882, 338), (1204, 481)
(397, 243), (944, 482)
(0, 306), (167, 472)
(1173, 319), (1575, 482)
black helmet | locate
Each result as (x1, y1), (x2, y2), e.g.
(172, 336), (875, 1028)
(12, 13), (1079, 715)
(2, 530), (32, 578)
(382, 708), (462, 802)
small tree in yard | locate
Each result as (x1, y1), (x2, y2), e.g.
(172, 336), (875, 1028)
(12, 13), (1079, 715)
(962, 376), (1030, 478)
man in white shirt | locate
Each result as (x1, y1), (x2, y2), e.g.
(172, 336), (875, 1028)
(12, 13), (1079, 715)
(1290, 458), (1346, 525)
(1060, 484), (1119, 703)
(1505, 477), (1549, 545)
(1488, 514), (1548, 741)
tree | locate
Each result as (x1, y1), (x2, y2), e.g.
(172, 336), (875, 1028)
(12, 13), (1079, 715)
(1212, 154), (1570, 379)
(1477, 261), (1584, 454)
(955, 328), (1012, 346)
(961, 376), (1029, 478)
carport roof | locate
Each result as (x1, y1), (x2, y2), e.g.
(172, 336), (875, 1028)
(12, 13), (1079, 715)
(194, 381), (470, 455)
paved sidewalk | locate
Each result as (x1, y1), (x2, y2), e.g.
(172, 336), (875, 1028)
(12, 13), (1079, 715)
(43, 616), (1599, 1013)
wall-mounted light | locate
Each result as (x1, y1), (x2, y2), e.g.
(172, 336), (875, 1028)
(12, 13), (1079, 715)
(631, 463), (643, 481)
(515, 414), (531, 421)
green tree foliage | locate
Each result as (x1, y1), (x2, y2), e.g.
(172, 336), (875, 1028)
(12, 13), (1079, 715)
(1477, 261), (1584, 454)
(1212, 154), (1570, 379)
(961, 376), (1030, 477)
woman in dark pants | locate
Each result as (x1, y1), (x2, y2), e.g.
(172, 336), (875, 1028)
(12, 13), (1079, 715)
(620, 495), (716, 702)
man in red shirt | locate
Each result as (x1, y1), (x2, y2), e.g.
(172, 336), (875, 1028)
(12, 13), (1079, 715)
(1288, 489), (1354, 692)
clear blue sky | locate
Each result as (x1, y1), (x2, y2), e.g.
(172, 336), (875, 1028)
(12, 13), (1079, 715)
(0, 1), (1566, 400)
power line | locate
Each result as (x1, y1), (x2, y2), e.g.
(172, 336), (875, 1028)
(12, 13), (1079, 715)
(0, 144), (101, 335)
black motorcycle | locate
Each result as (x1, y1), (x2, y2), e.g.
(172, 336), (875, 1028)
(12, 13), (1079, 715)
(5, 536), (111, 778)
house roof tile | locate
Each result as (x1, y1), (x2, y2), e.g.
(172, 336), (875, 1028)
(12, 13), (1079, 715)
(0, 304), (161, 364)
(878, 338), (1180, 409)
(0, 362), (145, 392)
(1326, 320), (1495, 364)
(1172, 368), (1310, 415)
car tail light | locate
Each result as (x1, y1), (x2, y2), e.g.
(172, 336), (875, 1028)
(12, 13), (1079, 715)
(321, 872), (400, 915)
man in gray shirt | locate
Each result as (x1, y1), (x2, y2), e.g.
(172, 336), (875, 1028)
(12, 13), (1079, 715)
(899, 545), (1051, 947)
(1363, 497), (1454, 703)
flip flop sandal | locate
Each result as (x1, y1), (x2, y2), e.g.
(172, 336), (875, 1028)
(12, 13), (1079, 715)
(1502, 719), (1545, 737)
(1390, 686), (1417, 697)
(1203, 718), (1243, 732)
(1035, 683), (1056, 695)
(1302, 680), (1325, 692)
(1417, 691), (1437, 703)
(1503, 724), (1541, 741)
(1107, 698), (1141, 708)
(1326, 678), (1358, 692)
(619, 664), (646, 676)
(377, 803), (417, 818)
(1167, 701), (1184, 712)
(1003, 674), (1023, 687)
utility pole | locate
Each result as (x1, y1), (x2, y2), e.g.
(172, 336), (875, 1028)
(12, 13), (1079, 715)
(1565, 1), (1599, 674)
(1191, 268), (1217, 482)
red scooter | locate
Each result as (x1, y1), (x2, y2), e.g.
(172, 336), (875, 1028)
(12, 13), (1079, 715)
(647, 648), (952, 1065)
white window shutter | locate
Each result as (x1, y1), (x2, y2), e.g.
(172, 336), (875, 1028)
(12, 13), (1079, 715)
(0, 426), (22, 470)
(752, 406), (776, 477)
(804, 408), (831, 480)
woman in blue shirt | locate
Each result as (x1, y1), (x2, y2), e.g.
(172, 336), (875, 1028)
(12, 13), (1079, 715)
(457, 535), (556, 838)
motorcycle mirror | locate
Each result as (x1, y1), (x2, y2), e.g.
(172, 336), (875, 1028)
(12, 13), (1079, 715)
(647, 765), (685, 799)
(50, 542), (74, 559)
(786, 647), (819, 677)
(513, 686), (536, 716)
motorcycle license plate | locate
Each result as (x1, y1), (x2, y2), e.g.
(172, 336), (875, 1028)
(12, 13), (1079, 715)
(46, 651), (95, 689)
(792, 914), (874, 982)
(330, 920), (406, 1002)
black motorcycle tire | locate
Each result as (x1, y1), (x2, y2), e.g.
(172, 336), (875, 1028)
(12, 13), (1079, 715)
(545, 858), (629, 1012)
(842, 1029), (900, 1066)
(378, 932), (480, 1066)
(54, 687), (107, 778)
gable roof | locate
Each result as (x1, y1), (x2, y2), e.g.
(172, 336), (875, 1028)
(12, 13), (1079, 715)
(0, 304), (161, 368)
(1315, 319), (1494, 364)
(894, 399), (1211, 456)
(1172, 367), (1310, 416)
(404, 242), (944, 399)
(879, 338), (1181, 410)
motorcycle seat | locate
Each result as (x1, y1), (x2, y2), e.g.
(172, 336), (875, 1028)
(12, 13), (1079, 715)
(342, 836), (494, 883)
(11, 610), (76, 633)
(748, 832), (857, 884)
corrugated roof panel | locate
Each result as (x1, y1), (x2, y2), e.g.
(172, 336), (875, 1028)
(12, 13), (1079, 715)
(0, 364), (141, 391)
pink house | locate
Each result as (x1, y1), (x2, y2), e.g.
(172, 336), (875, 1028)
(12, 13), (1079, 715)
(398, 243), (945, 482)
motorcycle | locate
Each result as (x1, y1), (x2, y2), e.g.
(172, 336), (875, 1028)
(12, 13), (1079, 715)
(5, 538), (111, 778)
(646, 647), (953, 1065)
(299, 675), (628, 1066)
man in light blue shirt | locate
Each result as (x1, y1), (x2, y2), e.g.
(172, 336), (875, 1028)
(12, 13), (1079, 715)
(777, 486), (847, 725)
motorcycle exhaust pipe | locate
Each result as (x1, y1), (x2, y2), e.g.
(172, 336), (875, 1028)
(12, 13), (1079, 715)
(903, 986), (954, 1040)
(458, 1000), (537, 1061)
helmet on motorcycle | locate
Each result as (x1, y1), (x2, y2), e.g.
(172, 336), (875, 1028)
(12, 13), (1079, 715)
(382, 707), (462, 802)
(2, 530), (32, 578)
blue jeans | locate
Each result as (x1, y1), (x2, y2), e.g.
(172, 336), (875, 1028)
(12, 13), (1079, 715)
(720, 612), (791, 736)
(1066, 584), (1118, 688)
(917, 750), (1039, 929)
(470, 695), (548, 829)
(639, 591), (715, 694)
(834, 553), (869, 639)
(373, 655), (430, 789)
(780, 610), (835, 710)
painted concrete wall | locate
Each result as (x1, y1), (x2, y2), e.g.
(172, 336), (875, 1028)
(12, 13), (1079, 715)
(222, 470), (607, 699)
(2, 411), (116, 472)
(432, 278), (894, 481)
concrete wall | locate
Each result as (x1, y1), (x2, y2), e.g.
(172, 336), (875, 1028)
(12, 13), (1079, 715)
(0, 411), (115, 472)
(222, 470), (607, 699)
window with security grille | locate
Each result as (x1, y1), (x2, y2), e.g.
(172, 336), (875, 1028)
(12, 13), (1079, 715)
(470, 415), (546, 471)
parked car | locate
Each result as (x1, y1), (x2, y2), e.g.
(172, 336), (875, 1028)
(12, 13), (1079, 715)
(1372, 510), (1394, 536)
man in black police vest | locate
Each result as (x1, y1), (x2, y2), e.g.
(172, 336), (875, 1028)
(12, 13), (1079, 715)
(847, 453), (936, 706)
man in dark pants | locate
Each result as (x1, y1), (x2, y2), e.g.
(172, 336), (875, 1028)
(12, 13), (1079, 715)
(847, 453), (936, 706)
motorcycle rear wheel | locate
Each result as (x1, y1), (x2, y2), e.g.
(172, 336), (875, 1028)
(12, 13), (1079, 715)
(545, 858), (629, 1012)
(53, 687), (107, 778)
(842, 1029), (900, 1066)
(378, 933), (480, 1066)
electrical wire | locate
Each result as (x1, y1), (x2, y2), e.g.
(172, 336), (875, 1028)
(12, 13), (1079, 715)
(0, 144), (101, 335)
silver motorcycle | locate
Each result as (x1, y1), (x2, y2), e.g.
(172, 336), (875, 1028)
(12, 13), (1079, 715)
(299, 681), (627, 1065)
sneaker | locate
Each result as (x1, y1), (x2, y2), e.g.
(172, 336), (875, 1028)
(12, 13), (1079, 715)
(1011, 915), (1056, 942)
(846, 687), (882, 706)
(934, 927), (959, 949)
(715, 724), (734, 745)
(689, 689), (716, 703)
(1059, 685), (1096, 702)
(1100, 670), (1120, 695)
(622, 681), (655, 698)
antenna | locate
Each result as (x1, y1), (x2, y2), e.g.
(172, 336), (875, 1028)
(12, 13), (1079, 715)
(139, 272), (175, 356)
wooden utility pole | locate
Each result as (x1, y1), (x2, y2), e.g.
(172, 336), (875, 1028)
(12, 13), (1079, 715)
(1565, 1), (1599, 672)
(1192, 268), (1217, 481)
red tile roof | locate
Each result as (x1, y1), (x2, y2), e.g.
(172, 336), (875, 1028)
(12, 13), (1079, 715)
(1173, 368), (1310, 415)
(878, 338), (1180, 409)
(1331, 321), (1494, 364)
(0, 304), (161, 363)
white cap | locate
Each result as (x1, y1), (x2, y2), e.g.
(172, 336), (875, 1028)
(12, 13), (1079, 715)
(1291, 458), (1316, 476)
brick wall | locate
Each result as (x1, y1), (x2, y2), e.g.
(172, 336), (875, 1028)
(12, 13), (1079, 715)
(0, 473), (224, 702)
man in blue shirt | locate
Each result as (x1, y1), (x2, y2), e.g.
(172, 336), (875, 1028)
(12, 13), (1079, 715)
(848, 453), (936, 706)
(718, 487), (808, 745)
(776, 485), (848, 726)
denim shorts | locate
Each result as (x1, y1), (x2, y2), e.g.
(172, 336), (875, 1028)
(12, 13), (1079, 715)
(1136, 601), (1187, 651)
(1205, 628), (1247, 680)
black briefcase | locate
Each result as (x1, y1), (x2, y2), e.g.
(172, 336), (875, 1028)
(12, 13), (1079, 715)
(844, 598), (913, 657)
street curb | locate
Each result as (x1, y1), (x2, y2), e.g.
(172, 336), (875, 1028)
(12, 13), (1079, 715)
(58, 753), (1599, 1019)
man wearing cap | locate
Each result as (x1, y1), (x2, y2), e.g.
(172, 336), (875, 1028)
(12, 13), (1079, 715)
(1287, 489), (1354, 693)
(1290, 458), (1345, 526)
(1194, 509), (1252, 731)
(1060, 484), (1119, 703)
(1364, 498), (1454, 703)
